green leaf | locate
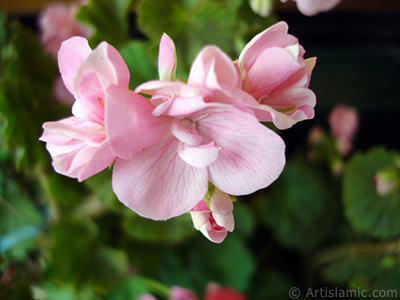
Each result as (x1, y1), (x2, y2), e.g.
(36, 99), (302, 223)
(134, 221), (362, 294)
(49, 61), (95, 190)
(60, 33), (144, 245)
(122, 211), (195, 244)
(85, 169), (121, 210)
(107, 276), (170, 300)
(321, 254), (400, 296)
(48, 218), (129, 291)
(321, 257), (381, 287)
(137, 0), (242, 72)
(0, 20), (64, 170)
(187, 236), (255, 292)
(232, 200), (256, 239)
(343, 147), (400, 238)
(77, 0), (133, 49)
(0, 173), (43, 261)
(47, 173), (90, 207)
(41, 281), (97, 300)
(258, 159), (340, 249)
(119, 40), (158, 89)
(249, 269), (298, 300)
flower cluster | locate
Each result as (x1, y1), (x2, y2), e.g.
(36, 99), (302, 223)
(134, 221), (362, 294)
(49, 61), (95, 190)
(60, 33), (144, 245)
(40, 21), (316, 243)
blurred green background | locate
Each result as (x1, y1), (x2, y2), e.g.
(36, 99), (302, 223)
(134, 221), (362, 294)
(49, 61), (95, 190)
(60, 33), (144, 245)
(1, 0), (400, 299)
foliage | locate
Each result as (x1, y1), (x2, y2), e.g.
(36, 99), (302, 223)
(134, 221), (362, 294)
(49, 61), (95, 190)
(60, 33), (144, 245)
(1, 1), (400, 300)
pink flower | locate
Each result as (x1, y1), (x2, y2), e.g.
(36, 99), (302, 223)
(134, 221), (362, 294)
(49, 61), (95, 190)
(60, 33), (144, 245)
(40, 37), (131, 181)
(204, 282), (246, 300)
(109, 36), (286, 221)
(190, 188), (235, 243)
(109, 87), (285, 220)
(38, 2), (92, 57)
(328, 104), (359, 156)
(281, 0), (342, 16)
(237, 21), (316, 129)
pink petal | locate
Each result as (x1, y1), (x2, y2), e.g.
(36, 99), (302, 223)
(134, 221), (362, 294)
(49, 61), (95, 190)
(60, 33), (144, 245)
(171, 119), (203, 146)
(192, 200), (210, 212)
(271, 57), (316, 91)
(197, 110), (286, 195)
(165, 95), (211, 118)
(242, 47), (303, 99)
(190, 210), (212, 230)
(267, 87), (316, 114)
(41, 117), (104, 142)
(188, 46), (240, 89)
(239, 21), (297, 69)
(178, 141), (219, 168)
(200, 224), (228, 244)
(74, 41), (130, 93)
(112, 135), (209, 220)
(136, 80), (210, 98)
(251, 104), (298, 129)
(158, 33), (177, 81)
(40, 117), (114, 181)
(213, 213), (234, 232)
(106, 85), (171, 160)
(77, 140), (115, 181)
(76, 72), (106, 125)
(58, 36), (92, 94)
(209, 188), (233, 215)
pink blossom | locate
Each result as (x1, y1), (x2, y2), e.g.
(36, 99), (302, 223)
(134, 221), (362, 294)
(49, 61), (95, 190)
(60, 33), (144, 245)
(328, 104), (359, 156)
(40, 37), (131, 181)
(110, 86), (285, 220)
(281, 0), (341, 16)
(190, 188), (235, 243)
(38, 2), (92, 57)
(237, 21), (316, 129)
(109, 37), (285, 221)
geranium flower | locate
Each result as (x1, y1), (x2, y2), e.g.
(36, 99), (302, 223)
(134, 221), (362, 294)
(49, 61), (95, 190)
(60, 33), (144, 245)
(237, 21), (316, 129)
(108, 35), (286, 220)
(109, 84), (285, 220)
(40, 37), (131, 181)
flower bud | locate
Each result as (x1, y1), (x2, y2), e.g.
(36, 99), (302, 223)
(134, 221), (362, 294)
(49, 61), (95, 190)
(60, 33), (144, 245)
(190, 188), (235, 243)
(249, 0), (273, 17)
